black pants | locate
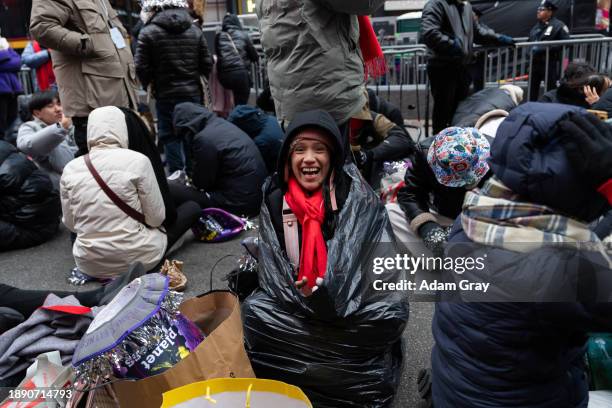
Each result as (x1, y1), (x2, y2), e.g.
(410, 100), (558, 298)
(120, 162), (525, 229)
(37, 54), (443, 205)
(427, 64), (471, 134)
(0, 94), (18, 140)
(0, 283), (103, 319)
(529, 58), (561, 101)
(72, 116), (89, 157)
(219, 69), (251, 105)
(164, 201), (201, 253)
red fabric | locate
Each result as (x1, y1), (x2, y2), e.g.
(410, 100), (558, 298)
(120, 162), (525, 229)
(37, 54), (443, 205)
(349, 118), (366, 145)
(284, 177), (328, 288)
(358, 15), (386, 80)
(598, 178), (612, 205)
(32, 41), (55, 91)
(40, 305), (92, 315)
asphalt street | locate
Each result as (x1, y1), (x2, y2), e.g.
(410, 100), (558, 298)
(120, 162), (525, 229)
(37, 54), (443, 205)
(0, 220), (434, 408)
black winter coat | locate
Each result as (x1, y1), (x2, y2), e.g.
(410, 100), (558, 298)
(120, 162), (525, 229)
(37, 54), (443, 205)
(227, 105), (284, 174)
(367, 89), (404, 128)
(0, 140), (60, 251)
(421, 0), (502, 66)
(452, 87), (517, 127)
(397, 135), (492, 229)
(173, 103), (267, 217)
(215, 14), (258, 74)
(135, 8), (212, 100)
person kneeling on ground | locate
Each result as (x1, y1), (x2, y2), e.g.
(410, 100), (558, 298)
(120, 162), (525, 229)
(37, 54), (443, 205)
(242, 110), (409, 407)
(387, 127), (492, 258)
(431, 103), (612, 407)
(60, 107), (200, 280)
(227, 104), (284, 175)
(451, 84), (523, 128)
(171, 102), (267, 217)
(0, 140), (60, 251)
(17, 90), (76, 190)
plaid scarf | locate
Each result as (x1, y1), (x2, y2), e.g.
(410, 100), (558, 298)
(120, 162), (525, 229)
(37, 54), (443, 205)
(461, 177), (610, 260)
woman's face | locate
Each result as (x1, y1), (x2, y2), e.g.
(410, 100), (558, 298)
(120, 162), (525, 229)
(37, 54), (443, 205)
(290, 130), (331, 192)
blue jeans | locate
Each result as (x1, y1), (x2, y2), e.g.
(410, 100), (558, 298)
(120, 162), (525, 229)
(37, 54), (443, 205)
(156, 96), (201, 172)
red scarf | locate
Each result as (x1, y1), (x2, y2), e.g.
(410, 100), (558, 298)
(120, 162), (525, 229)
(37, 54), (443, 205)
(33, 41), (56, 91)
(357, 15), (386, 80)
(284, 176), (328, 288)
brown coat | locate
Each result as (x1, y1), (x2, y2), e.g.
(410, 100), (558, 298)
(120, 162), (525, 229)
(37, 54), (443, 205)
(30, 0), (138, 118)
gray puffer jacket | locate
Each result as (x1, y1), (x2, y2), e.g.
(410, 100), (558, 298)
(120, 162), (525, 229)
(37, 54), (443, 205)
(256, 0), (385, 124)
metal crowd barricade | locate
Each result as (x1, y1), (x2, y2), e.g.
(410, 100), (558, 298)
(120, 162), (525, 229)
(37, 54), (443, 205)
(479, 36), (612, 101)
(18, 67), (35, 96)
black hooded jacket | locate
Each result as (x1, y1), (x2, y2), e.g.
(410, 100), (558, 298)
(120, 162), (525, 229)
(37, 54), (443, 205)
(215, 14), (259, 74)
(0, 140), (60, 251)
(136, 8), (213, 100)
(173, 103), (267, 216)
(264, 110), (351, 249)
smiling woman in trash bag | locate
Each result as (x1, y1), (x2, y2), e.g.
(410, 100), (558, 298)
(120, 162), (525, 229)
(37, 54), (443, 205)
(242, 110), (410, 408)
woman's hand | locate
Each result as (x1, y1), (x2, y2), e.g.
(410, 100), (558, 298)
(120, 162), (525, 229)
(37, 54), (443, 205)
(294, 277), (323, 297)
(584, 85), (600, 105)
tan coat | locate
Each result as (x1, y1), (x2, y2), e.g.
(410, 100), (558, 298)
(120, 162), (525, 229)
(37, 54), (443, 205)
(60, 107), (167, 278)
(30, 0), (138, 118)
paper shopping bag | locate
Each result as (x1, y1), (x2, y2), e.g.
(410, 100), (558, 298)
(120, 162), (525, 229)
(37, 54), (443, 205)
(161, 378), (312, 408)
(113, 290), (254, 408)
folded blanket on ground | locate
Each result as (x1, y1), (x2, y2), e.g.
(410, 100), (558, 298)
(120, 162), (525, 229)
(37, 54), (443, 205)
(0, 294), (94, 380)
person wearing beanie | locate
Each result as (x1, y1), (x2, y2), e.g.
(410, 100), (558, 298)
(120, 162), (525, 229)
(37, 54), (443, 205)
(528, 0), (570, 100)
(135, 0), (212, 174)
(431, 102), (612, 407)
(389, 127), (492, 257)
(421, 0), (515, 134)
(452, 84), (523, 128)
(242, 109), (408, 407)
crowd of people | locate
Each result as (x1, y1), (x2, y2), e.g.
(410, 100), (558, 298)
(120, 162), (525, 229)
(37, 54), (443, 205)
(0, 0), (610, 406)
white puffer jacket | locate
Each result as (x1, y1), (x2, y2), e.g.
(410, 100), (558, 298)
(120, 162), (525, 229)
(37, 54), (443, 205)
(60, 107), (167, 278)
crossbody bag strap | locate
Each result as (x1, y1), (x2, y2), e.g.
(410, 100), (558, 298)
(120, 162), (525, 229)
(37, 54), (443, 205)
(225, 32), (240, 56)
(84, 154), (149, 227)
(282, 197), (301, 271)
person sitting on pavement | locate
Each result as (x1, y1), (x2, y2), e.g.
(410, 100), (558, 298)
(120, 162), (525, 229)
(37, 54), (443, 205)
(171, 102), (267, 217)
(60, 107), (201, 280)
(388, 127), (492, 257)
(227, 104), (284, 175)
(349, 105), (416, 185)
(431, 102), (612, 407)
(242, 109), (409, 407)
(451, 84), (523, 127)
(540, 61), (610, 108)
(16, 90), (76, 190)
(367, 88), (405, 128)
(0, 140), (60, 251)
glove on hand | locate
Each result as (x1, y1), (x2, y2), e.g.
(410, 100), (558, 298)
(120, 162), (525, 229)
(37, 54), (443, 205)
(449, 38), (463, 57)
(418, 222), (449, 258)
(557, 112), (612, 187)
(354, 149), (372, 169)
(497, 34), (515, 46)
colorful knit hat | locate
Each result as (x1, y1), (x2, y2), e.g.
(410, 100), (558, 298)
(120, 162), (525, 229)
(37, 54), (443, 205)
(427, 127), (490, 188)
(140, 0), (188, 11)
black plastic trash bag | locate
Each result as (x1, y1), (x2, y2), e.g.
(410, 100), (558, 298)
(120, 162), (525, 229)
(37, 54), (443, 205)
(243, 165), (410, 408)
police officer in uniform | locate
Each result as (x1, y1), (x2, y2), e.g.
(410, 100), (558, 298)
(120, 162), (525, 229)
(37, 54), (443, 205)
(528, 0), (570, 101)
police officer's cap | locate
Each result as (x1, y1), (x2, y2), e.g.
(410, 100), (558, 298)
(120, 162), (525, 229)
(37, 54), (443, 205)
(539, 0), (558, 11)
